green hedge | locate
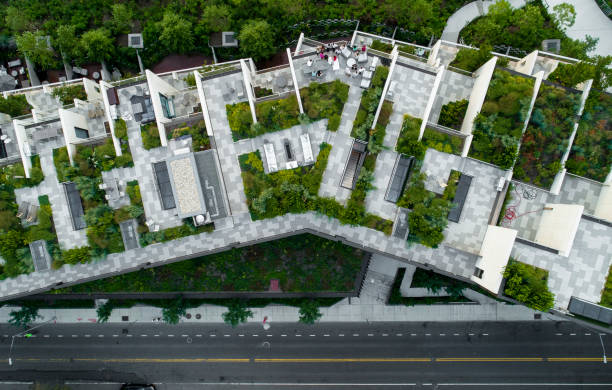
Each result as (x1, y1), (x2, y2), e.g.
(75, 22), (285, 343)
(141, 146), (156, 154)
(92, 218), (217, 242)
(469, 69), (534, 169)
(351, 66), (390, 153)
(396, 114), (462, 156)
(514, 83), (581, 188)
(53, 234), (366, 293)
(565, 91), (612, 182)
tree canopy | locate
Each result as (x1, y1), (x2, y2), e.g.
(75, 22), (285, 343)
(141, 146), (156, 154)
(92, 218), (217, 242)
(79, 28), (114, 63)
(16, 31), (56, 70)
(158, 12), (195, 54)
(238, 20), (275, 61)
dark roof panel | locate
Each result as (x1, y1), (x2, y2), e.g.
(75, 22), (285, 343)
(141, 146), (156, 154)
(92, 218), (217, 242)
(385, 155), (413, 203)
(64, 182), (86, 230)
(153, 161), (176, 210)
(194, 150), (228, 220)
(448, 174), (472, 223)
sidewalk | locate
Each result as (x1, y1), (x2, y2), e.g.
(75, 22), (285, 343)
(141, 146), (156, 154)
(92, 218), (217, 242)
(0, 298), (542, 325)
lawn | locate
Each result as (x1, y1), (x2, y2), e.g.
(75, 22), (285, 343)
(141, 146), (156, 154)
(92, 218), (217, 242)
(53, 234), (367, 293)
(565, 91), (612, 182)
(514, 83), (581, 188)
(469, 69), (535, 169)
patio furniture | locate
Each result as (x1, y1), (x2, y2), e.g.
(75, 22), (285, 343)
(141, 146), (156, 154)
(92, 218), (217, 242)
(93, 71), (100, 80)
(333, 59), (340, 71)
(344, 68), (351, 77)
(25, 204), (38, 223)
(363, 70), (373, 80)
(18, 67), (24, 75)
(357, 53), (368, 63)
(370, 56), (379, 71)
(59, 76), (66, 82)
(360, 78), (371, 89)
(99, 183), (107, 190)
(341, 47), (352, 58)
(347, 58), (356, 68)
(105, 194), (111, 200)
(11, 70), (17, 77)
(16, 202), (29, 218)
(8, 59), (21, 68)
(4, 138), (11, 144)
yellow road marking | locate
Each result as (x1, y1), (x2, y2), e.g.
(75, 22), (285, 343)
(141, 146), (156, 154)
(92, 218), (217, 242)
(6, 358), (249, 363)
(548, 357), (604, 362)
(254, 358), (432, 363)
(436, 357), (543, 362)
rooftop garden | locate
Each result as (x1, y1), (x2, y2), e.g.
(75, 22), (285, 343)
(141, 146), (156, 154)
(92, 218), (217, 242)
(398, 114), (463, 156)
(503, 259), (554, 311)
(0, 163), (58, 280)
(351, 66), (390, 153)
(239, 145), (392, 235)
(300, 80), (349, 132)
(547, 57), (612, 91)
(165, 119), (211, 151)
(514, 83), (581, 188)
(141, 122), (162, 150)
(52, 234), (366, 293)
(469, 69), (535, 169)
(394, 115), (457, 248)
(370, 40), (394, 53)
(449, 45), (507, 73)
(565, 91), (612, 182)
(51, 84), (87, 105)
(0, 94), (32, 117)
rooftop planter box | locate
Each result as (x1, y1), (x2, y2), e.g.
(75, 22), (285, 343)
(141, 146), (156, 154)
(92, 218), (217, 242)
(300, 80), (349, 132)
(166, 118), (211, 151)
(438, 99), (468, 130)
(141, 122), (162, 150)
(53, 234), (367, 293)
(514, 83), (581, 189)
(396, 114), (463, 157)
(565, 91), (612, 182)
(0, 94), (32, 117)
(351, 66), (389, 145)
(227, 95), (300, 141)
(469, 69), (535, 169)
(503, 259), (554, 312)
(449, 45), (508, 73)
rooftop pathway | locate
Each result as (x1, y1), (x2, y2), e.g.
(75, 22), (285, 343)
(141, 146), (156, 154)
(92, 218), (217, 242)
(365, 150), (399, 221)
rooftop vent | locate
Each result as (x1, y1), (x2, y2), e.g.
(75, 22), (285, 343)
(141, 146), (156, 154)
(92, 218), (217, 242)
(128, 33), (144, 49)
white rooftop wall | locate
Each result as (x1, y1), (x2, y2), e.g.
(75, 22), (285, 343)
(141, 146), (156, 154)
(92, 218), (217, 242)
(471, 225), (517, 294)
(534, 204), (584, 257)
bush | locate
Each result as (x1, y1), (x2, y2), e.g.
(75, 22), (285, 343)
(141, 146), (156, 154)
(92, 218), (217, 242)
(300, 80), (349, 132)
(61, 246), (92, 265)
(503, 260), (554, 311)
(114, 119), (128, 140)
(438, 99), (468, 130)
(223, 300), (253, 327)
(96, 301), (113, 323)
(226, 102), (254, 140)
(396, 115), (425, 159)
(370, 40), (394, 53)
(299, 299), (322, 324)
(449, 45), (497, 73)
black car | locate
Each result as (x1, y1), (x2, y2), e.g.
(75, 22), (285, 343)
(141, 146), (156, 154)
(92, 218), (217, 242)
(120, 385), (156, 390)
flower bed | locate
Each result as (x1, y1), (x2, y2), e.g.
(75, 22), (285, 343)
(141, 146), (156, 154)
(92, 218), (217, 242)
(514, 83), (581, 188)
(469, 69), (534, 169)
(565, 91), (612, 182)
(52, 234), (366, 293)
(239, 144), (392, 235)
(300, 80), (349, 132)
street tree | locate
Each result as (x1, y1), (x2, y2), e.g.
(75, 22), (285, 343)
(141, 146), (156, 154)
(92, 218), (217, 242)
(298, 300), (322, 324)
(238, 20), (276, 61)
(80, 28), (114, 63)
(96, 301), (113, 323)
(222, 300), (253, 327)
(158, 12), (194, 54)
(162, 297), (187, 324)
(9, 304), (41, 329)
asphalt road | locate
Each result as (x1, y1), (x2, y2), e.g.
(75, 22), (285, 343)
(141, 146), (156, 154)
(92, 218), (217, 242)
(0, 321), (610, 389)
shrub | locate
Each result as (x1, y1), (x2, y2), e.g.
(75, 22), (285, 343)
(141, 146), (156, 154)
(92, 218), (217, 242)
(61, 246), (92, 265)
(370, 40), (394, 53)
(223, 300), (253, 327)
(299, 300), (322, 324)
(114, 119), (128, 140)
(141, 123), (162, 150)
(0, 94), (32, 117)
(503, 260), (554, 311)
(449, 45), (496, 73)
(96, 301), (113, 323)
(300, 80), (349, 132)
(51, 85), (87, 105)
(126, 181), (142, 206)
(438, 99), (468, 130)
(226, 102), (254, 140)
(184, 73), (196, 87)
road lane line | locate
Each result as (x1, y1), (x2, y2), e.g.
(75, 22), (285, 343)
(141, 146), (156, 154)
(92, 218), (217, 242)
(468, 333), (475, 336)
(382, 333), (388, 337)
(324, 334), (330, 337)
(281, 334), (287, 337)
(339, 334), (344, 337)
(141, 335), (148, 337)
(411, 334), (417, 336)
(168, 335), (175, 337)
(436, 357), (542, 362)
(453, 333), (459, 336)
(482, 333), (488, 336)
(98, 335), (104, 338)
(224, 335), (231, 337)
(425, 334), (431, 336)
(548, 357), (604, 362)
(585, 333), (591, 336)
(440, 334), (446, 336)
(396, 333), (403, 336)
(309, 334), (316, 337)
(255, 358), (432, 363)
(368, 334), (374, 337)
(196, 334), (202, 337)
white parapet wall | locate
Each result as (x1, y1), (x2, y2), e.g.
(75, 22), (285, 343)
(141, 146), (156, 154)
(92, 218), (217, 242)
(59, 107), (90, 165)
(427, 40), (442, 67)
(145, 69), (179, 147)
(286, 48), (304, 114)
(240, 60), (258, 124)
(194, 71), (215, 138)
(98, 80), (122, 156)
(371, 47), (399, 130)
(11, 120), (32, 178)
(419, 65), (445, 141)
(459, 56), (497, 135)
(513, 50), (539, 76)
(594, 183), (612, 222)
(471, 225), (518, 294)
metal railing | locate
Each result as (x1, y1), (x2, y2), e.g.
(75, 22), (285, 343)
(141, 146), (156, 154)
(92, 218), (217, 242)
(426, 122), (467, 138)
(596, 0), (612, 17)
(111, 74), (147, 88)
(447, 65), (473, 77)
(3, 77), (85, 98)
(255, 64), (290, 75)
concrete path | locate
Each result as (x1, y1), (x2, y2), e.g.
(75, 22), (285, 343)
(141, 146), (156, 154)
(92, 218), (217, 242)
(546, 0), (612, 57)
(441, 0), (528, 42)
